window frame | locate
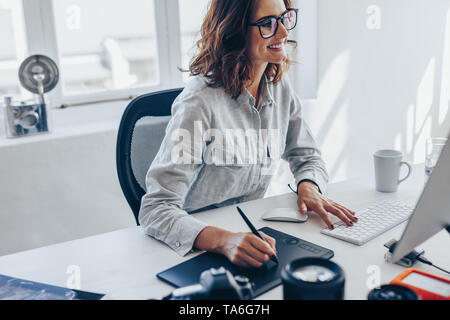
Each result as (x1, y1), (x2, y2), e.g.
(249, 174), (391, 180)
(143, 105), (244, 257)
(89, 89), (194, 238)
(14, 0), (316, 108)
(20, 0), (183, 107)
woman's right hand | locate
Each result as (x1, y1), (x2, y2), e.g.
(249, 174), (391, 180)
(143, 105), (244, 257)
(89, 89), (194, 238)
(218, 231), (277, 268)
(194, 226), (277, 268)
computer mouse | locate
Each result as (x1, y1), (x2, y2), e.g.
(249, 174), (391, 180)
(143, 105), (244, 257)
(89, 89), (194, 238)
(262, 207), (308, 223)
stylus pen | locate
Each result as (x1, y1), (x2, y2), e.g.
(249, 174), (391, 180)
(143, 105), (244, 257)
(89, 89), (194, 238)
(236, 206), (279, 264)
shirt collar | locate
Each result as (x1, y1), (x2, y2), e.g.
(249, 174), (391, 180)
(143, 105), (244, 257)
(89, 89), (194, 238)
(237, 74), (275, 108)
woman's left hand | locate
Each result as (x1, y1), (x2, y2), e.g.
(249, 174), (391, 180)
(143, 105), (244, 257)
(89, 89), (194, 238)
(297, 181), (358, 230)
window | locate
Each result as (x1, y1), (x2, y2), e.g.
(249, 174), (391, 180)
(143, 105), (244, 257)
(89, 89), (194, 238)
(178, 0), (209, 82)
(0, 0), (26, 97)
(52, 0), (159, 95)
(0, 0), (316, 107)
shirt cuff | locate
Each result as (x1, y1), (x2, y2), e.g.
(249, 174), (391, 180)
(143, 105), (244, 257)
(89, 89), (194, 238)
(295, 171), (328, 196)
(167, 215), (210, 257)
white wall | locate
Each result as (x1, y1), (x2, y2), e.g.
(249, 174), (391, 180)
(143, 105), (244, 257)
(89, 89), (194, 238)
(0, 102), (136, 256)
(268, 0), (450, 196)
(306, 0), (450, 183)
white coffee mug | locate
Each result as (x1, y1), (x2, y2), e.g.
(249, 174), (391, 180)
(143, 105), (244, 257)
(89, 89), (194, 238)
(373, 150), (412, 193)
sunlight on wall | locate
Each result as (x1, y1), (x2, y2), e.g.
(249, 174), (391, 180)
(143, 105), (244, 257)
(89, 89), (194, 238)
(413, 117), (431, 163)
(316, 50), (350, 132)
(415, 57), (435, 134)
(413, 58), (435, 162)
(323, 99), (350, 182)
(439, 8), (450, 126)
(394, 133), (402, 151)
(406, 104), (414, 154)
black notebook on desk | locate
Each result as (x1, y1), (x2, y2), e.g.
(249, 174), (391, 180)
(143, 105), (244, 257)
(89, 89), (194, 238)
(157, 227), (334, 298)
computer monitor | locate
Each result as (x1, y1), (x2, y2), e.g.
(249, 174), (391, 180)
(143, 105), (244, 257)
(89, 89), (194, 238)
(392, 132), (450, 262)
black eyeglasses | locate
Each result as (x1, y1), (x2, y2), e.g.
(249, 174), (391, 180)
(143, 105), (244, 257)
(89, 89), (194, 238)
(248, 8), (299, 39)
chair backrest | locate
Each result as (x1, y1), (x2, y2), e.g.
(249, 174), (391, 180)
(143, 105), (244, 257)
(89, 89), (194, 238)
(116, 88), (183, 225)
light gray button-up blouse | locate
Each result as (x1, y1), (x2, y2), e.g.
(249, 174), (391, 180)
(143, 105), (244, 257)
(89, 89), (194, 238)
(139, 74), (328, 256)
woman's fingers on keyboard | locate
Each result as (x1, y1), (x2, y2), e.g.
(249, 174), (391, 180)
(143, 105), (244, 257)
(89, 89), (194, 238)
(325, 205), (353, 226)
(313, 205), (334, 230)
(331, 201), (358, 222)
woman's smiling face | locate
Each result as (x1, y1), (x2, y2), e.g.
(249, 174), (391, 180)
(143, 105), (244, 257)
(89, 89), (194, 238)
(247, 0), (290, 68)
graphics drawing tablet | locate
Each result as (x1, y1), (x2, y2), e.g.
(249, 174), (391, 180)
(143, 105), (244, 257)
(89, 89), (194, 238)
(157, 227), (334, 298)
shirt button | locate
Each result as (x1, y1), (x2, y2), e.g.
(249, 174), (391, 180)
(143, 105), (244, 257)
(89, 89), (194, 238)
(175, 242), (181, 248)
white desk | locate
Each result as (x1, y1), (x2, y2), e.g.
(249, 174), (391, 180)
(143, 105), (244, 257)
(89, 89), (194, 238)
(0, 164), (448, 300)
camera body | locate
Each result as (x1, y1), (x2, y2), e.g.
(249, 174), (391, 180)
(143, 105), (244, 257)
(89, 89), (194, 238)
(3, 96), (49, 138)
(164, 267), (253, 300)
(2, 55), (58, 139)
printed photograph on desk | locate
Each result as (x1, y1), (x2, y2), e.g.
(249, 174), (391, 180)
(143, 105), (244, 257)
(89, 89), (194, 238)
(0, 274), (104, 300)
(0, 0), (448, 309)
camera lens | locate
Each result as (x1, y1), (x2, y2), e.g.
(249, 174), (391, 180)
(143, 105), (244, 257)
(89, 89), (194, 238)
(19, 111), (40, 129)
(368, 284), (418, 300)
(292, 265), (336, 282)
(281, 258), (345, 300)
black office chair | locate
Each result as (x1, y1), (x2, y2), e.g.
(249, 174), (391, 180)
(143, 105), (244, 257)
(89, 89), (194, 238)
(116, 88), (183, 225)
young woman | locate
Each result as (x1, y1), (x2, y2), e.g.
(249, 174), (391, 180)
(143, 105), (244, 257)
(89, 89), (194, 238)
(139, 0), (357, 268)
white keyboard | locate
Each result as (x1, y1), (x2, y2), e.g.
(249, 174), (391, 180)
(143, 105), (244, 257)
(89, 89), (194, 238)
(320, 200), (414, 245)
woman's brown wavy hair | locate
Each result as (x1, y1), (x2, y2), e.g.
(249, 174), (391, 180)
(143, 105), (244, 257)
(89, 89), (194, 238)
(186, 0), (297, 100)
